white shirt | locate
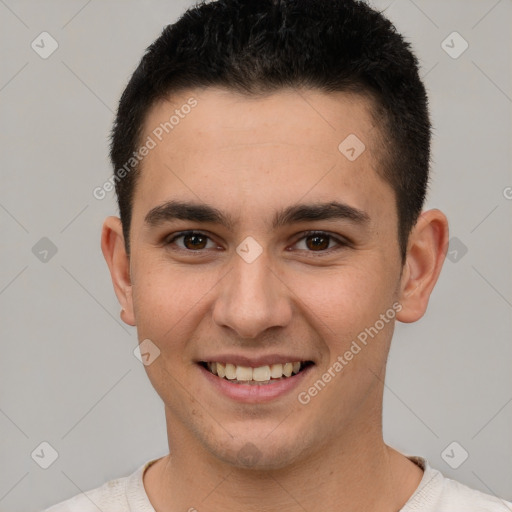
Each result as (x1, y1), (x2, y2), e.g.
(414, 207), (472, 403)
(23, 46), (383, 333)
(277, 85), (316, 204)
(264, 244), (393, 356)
(42, 455), (512, 511)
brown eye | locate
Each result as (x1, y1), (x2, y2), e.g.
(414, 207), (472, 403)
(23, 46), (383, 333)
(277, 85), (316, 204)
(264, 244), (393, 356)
(167, 231), (216, 251)
(305, 234), (330, 251)
(293, 231), (347, 253)
(183, 233), (208, 250)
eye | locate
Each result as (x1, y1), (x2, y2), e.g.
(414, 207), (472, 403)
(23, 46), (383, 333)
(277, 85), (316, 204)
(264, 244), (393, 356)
(166, 231), (218, 251)
(293, 231), (347, 252)
(164, 230), (348, 254)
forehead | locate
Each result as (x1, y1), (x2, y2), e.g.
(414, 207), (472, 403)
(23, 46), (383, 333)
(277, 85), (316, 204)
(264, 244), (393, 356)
(144, 87), (379, 156)
(132, 87), (394, 230)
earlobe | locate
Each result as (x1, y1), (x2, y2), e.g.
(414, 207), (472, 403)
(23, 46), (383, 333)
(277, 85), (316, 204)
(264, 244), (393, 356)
(396, 209), (449, 323)
(101, 216), (136, 327)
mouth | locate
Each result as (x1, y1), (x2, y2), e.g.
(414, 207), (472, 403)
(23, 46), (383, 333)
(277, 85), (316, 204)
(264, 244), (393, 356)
(198, 360), (315, 385)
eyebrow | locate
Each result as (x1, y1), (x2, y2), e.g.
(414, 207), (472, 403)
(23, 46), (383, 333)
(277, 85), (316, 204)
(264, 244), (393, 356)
(144, 200), (370, 230)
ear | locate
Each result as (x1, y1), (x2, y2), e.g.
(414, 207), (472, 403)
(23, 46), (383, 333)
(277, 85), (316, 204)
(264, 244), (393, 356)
(396, 209), (449, 323)
(101, 216), (136, 326)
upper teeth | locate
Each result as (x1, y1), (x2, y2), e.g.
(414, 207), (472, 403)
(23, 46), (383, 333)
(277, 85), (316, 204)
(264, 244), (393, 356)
(207, 362), (302, 381)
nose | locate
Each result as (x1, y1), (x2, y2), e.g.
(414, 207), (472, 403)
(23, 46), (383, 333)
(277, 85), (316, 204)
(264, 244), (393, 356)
(212, 250), (293, 340)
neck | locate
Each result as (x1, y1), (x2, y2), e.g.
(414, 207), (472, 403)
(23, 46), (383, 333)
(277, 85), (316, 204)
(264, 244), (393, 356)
(144, 408), (423, 512)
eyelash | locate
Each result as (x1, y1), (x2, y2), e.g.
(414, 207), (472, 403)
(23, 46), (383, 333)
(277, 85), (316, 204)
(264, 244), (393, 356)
(165, 230), (349, 255)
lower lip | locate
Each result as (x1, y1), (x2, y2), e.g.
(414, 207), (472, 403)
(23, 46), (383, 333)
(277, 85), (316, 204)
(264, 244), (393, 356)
(198, 364), (314, 403)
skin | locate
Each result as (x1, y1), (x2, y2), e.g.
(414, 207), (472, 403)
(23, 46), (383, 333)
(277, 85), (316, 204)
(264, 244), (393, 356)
(102, 87), (449, 511)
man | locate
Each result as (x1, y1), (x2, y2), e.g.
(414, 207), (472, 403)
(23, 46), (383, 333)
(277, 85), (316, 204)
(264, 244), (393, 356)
(44, 0), (511, 510)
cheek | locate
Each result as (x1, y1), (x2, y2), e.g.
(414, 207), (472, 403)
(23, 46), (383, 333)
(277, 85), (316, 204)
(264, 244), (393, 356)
(131, 258), (214, 342)
(288, 264), (398, 380)
(291, 264), (391, 336)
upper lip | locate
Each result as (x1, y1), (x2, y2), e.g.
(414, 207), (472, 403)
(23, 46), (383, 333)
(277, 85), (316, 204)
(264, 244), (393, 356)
(197, 354), (314, 367)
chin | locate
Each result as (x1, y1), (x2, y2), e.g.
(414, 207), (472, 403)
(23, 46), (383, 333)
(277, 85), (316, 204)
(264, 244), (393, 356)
(203, 427), (309, 471)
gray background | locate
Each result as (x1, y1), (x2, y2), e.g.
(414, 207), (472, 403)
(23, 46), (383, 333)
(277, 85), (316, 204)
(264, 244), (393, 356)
(0, 0), (511, 510)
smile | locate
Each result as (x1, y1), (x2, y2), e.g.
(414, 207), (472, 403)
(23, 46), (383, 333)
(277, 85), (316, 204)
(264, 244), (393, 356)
(199, 361), (314, 385)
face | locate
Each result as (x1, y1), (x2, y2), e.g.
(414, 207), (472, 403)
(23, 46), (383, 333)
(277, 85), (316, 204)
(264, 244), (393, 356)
(117, 87), (408, 468)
